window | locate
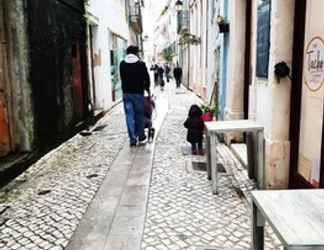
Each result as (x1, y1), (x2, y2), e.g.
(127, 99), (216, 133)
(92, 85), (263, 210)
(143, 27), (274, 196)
(256, 0), (271, 78)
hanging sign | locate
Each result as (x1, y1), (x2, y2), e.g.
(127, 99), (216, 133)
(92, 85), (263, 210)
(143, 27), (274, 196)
(305, 37), (324, 91)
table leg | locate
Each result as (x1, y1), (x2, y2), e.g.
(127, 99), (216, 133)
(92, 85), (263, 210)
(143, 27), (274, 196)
(252, 202), (265, 250)
(257, 130), (265, 189)
(206, 134), (212, 180)
(210, 135), (218, 195)
(246, 131), (255, 179)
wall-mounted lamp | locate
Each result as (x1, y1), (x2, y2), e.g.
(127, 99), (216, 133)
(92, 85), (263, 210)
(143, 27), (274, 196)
(274, 61), (291, 82)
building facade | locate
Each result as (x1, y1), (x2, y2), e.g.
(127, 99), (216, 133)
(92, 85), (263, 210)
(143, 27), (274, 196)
(87, 0), (144, 110)
(178, 0), (324, 189)
(221, 0), (324, 189)
(0, 0), (91, 159)
(152, 0), (178, 65)
(187, 0), (208, 100)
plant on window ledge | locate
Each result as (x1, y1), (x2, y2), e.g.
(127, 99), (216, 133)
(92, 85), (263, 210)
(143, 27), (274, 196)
(201, 104), (219, 121)
(178, 33), (201, 46)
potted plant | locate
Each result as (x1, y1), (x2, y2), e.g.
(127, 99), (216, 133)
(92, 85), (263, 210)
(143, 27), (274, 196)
(201, 104), (219, 122)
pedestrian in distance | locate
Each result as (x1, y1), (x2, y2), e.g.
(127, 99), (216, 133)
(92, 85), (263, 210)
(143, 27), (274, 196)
(184, 104), (204, 155)
(150, 64), (159, 87)
(158, 65), (165, 91)
(165, 64), (171, 83)
(173, 63), (183, 88)
(120, 45), (150, 147)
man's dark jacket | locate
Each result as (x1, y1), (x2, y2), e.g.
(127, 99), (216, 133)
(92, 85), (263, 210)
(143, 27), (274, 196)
(120, 56), (150, 95)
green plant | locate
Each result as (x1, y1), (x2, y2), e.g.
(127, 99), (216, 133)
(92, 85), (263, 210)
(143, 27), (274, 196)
(201, 104), (219, 116)
(162, 47), (176, 62)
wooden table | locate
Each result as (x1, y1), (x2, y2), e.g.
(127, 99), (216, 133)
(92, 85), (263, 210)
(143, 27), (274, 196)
(252, 190), (324, 250)
(205, 120), (264, 194)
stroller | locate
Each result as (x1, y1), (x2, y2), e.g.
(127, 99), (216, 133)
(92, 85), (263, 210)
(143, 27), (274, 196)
(144, 95), (156, 142)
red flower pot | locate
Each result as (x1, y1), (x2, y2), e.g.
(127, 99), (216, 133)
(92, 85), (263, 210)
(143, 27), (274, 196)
(202, 112), (213, 122)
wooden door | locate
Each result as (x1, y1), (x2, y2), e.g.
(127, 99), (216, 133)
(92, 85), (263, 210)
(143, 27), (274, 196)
(0, 4), (11, 157)
(72, 42), (84, 118)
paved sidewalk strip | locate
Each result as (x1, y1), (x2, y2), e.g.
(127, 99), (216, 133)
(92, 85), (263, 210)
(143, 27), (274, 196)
(66, 93), (169, 250)
(0, 107), (128, 250)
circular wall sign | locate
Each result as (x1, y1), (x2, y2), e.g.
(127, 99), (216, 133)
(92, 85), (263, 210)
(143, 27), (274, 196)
(304, 37), (324, 92)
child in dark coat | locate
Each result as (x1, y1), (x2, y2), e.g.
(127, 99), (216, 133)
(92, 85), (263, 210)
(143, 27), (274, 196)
(184, 105), (204, 155)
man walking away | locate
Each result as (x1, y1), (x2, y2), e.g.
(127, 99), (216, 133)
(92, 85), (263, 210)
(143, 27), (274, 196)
(165, 64), (171, 82)
(120, 46), (150, 147)
(173, 63), (183, 88)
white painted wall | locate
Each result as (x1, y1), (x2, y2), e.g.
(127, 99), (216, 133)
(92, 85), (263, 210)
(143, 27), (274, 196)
(249, 0), (295, 188)
(189, 0), (207, 99)
(225, 0), (246, 120)
(206, 0), (221, 103)
(88, 0), (130, 110)
(152, 0), (178, 63)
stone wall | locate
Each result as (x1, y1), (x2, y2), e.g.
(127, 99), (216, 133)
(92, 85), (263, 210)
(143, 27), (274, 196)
(2, 0), (34, 153)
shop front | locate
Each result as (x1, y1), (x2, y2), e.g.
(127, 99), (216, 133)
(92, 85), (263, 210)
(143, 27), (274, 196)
(290, 0), (324, 188)
(110, 33), (127, 102)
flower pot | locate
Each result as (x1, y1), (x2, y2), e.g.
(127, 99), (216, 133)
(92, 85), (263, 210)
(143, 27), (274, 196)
(202, 112), (214, 122)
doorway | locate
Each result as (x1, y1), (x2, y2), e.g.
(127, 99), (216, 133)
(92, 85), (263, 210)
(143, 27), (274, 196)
(290, 0), (324, 188)
(0, 3), (11, 157)
(244, 0), (252, 119)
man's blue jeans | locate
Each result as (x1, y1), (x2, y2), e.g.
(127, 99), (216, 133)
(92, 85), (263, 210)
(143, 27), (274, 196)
(123, 94), (145, 144)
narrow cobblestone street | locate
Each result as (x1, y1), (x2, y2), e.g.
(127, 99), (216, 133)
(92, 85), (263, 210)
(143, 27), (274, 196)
(1, 0), (323, 249)
(0, 84), (282, 250)
(141, 86), (281, 250)
(0, 106), (128, 249)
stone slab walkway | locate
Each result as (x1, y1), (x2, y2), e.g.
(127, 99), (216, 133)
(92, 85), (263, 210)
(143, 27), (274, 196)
(66, 93), (168, 250)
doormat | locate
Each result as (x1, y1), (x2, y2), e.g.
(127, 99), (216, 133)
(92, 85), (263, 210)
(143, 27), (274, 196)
(192, 161), (207, 171)
(191, 161), (226, 173)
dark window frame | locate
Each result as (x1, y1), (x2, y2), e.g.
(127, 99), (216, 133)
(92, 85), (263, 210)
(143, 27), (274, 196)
(256, 0), (271, 78)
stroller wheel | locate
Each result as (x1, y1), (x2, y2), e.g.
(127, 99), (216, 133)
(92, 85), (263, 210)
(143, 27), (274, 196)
(148, 129), (152, 142)
(150, 128), (155, 141)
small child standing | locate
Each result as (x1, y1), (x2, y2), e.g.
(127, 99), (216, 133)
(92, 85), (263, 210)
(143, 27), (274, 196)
(184, 105), (204, 155)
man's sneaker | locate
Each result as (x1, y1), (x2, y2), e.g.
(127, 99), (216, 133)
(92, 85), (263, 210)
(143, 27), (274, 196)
(138, 135), (147, 143)
(198, 149), (204, 155)
(191, 149), (197, 155)
(130, 140), (137, 147)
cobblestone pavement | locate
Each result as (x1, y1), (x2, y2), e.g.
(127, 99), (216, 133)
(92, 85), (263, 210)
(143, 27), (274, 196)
(0, 106), (128, 250)
(141, 87), (282, 250)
